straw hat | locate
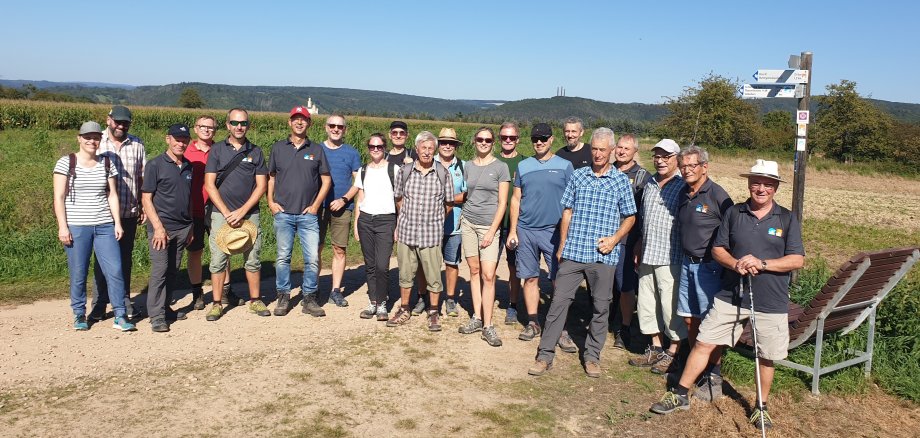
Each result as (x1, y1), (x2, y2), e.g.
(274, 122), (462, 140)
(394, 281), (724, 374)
(740, 159), (787, 183)
(214, 220), (258, 255)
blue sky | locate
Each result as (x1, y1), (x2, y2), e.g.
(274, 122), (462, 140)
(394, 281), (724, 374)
(3, 0), (918, 104)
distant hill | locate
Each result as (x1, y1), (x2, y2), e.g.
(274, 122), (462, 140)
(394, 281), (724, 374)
(471, 96), (669, 123)
(0, 79), (134, 90)
(751, 98), (920, 124)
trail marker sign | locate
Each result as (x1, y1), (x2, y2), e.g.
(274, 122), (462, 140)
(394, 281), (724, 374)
(741, 84), (797, 99)
(797, 110), (810, 124)
(753, 69), (809, 84)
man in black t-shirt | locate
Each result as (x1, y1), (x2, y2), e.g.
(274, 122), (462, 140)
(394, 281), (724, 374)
(555, 116), (592, 169)
(386, 120), (417, 166)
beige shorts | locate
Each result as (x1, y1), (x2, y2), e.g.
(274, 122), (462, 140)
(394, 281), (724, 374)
(396, 242), (444, 292)
(697, 298), (790, 360)
(319, 208), (353, 248)
(460, 217), (501, 263)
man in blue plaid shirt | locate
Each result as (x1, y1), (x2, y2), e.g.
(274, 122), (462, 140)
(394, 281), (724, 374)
(528, 128), (636, 378)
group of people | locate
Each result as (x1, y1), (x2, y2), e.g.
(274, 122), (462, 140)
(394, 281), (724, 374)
(53, 106), (803, 430)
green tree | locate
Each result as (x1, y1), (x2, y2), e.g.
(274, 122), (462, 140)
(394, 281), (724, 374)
(178, 87), (205, 108)
(761, 110), (794, 150)
(813, 80), (893, 163)
(660, 74), (761, 148)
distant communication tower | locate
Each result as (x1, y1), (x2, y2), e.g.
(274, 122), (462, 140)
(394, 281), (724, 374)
(555, 86), (566, 97)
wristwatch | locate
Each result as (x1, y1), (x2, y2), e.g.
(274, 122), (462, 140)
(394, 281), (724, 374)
(761, 260), (768, 271)
(340, 196), (349, 203)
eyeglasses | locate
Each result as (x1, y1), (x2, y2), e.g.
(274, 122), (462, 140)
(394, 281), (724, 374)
(679, 163), (701, 170)
(196, 125), (216, 131)
(475, 137), (494, 144)
(327, 123), (345, 130)
(438, 141), (458, 147)
(368, 144), (385, 150)
(652, 154), (676, 161)
(390, 130), (407, 137)
(531, 136), (551, 144)
(749, 182), (778, 190)
(228, 120), (250, 127)
(500, 135), (519, 142)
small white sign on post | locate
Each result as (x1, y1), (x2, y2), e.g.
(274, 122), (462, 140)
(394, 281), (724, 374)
(797, 123), (807, 137)
(796, 138), (807, 151)
(796, 110), (810, 124)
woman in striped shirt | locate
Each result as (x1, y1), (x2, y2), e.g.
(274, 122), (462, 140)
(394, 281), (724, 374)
(52, 121), (135, 332)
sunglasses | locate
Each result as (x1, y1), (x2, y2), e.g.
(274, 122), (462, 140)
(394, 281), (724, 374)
(475, 137), (494, 144)
(500, 135), (518, 142)
(228, 120), (250, 127)
(438, 140), (458, 147)
(327, 123), (345, 130)
(390, 130), (407, 137)
(531, 136), (551, 144)
(368, 144), (385, 150)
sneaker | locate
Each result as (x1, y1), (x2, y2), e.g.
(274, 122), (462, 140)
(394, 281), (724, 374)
(693, 373), (724, 402)
(427, 310), (442, 332)
(330, 288), (349, 307)
(301, 293), (326, 317)
(458, 316), (483, 334)
(558, 330), (577, 353)
(504, 307), (518, 325)
(87, 307), (106, 322)
(274, 293), (291, 316)
(411, 297), (427, 316)
(249, 300), (271, 317)
(192, 288), (205, 311)
(206, 303), (223, 321)
(125, 301), (139, 320)
(166, 306), (188, 321)
(376, 303), (389, 321)
(360, 302), (377, 319)
(112, 316), (136, 332)
(651, 351), (675, 375)
(584, 361), (602, 378)
(386, 307), (411, 327)
(629, 347), (664, 367)
(445, 298), (459, 317)
(749, 407), (773, 430)
(150, 318), (169, 333)
(481, 326), (503, 347)
(73, 315), (89, 331)
(518, 321), (542, 341)
(650, 390), (690, 414)
(528, 359), (552, 376)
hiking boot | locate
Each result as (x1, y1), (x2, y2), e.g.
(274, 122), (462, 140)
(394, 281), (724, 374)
(558, 330), (577, 353)
(249, 300), (271, 317)
(376, 303), (389, 321)
(150, 318), (169, 333)
(445, 298), (459, 317)
(301, 293), (326, 317)
(504, 306), (518, 325)
(458, 316), (483, 334)
(585, 361), (602, 378)
(613, 329), (629, 350)
(629, 347), (664, 367)
(650, 390), (690, 414)
(274, 293), (291, 316)
(386, 307), (411, 327)
(191, 288), (205, 311)
(651, 351), (675, 375)
(427, 310), (442, 332)
(330, 288), (349, 307)
(749, 407), (773, 430)
(205, 303), (223, 322)
(411, 298), (427, 315)
(166, 306), (188, 321)
(518, 321), (541, 341)
(693, 373), (724, 402)
(481, 326), (503, 347)
(528, 359), (552, 376)
(360, 302), (377, 319)
(220, 284), (245, 306)
(73, 315), (89, 331)
(112, 316), (136, 332)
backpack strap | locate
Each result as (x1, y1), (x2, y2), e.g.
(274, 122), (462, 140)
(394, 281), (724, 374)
(63, 153), (76, 202)
(215, 150), (247, 189)
(359, 163), (369, 186)
(387, 162), (397, 187)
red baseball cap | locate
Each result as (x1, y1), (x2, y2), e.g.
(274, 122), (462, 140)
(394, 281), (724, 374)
(289, 106), (311, 119)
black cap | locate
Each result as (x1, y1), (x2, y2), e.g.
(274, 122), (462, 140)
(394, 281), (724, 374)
(531, 123), (553, 137)
(389, 120), (408, 131)
(167, 123), (192, 138)
(109, 105), (133, 122)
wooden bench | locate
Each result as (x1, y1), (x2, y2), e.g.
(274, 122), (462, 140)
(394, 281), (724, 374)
(738, 247), (919, 395)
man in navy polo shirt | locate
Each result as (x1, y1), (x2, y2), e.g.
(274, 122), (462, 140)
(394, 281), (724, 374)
(141, 124), (194, 332)
(204, 108), (270, 321)
(318, 114), (361, 307)
(651, 159), (804, 431)
(528, 128), (636, 378)
(268, 106), (332, 317)
(507, 123), (575, 349)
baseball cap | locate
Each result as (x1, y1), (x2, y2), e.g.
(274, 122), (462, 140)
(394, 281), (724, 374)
(653, 139), (680, 155)
(78, 121), (103, 135)
(390, 120), (408, 131)
(109, 105), (132, 122)
(290, 106), (311, 119)
(167, 123), (192, 138)
(531, 123), (553, 138)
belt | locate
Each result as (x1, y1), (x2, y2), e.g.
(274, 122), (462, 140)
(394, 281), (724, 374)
(686, 254), (711, 264)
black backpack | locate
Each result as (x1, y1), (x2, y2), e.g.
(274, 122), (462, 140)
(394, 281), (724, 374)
(60, 153), (112, 204)
(359, 161), (398, 188)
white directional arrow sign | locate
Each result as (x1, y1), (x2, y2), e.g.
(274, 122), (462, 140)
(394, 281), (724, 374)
(752, 69), (809, 84)
(741, 84), (797, 99)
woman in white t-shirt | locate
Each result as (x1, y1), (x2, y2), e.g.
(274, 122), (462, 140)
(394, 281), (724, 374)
(352, 133), (398, 321)
(52, 121), (134, 332)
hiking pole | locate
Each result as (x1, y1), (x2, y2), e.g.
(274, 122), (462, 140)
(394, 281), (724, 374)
(743, 274), (768, 438)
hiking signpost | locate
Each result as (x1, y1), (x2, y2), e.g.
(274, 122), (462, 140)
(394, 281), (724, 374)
(742, 52), (813, 282)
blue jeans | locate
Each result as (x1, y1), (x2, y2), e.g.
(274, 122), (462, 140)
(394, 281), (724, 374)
(65, 223), (126, 317)
(677, 256), (724, 318)
(274, 212), (320, 294)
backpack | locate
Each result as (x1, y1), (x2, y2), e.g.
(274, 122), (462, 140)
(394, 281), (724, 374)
(62, 153), (112, 202)
(359, 161), (398, 188)
(631, 166), (649, 195)
(399, 161), (450, 194)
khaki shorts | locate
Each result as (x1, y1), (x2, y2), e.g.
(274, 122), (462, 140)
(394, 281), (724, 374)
(319, 208), (353, 248)
(697, 298), (790, 360)
(460, 217), (501, 263)
(396, 242), (444, 292)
